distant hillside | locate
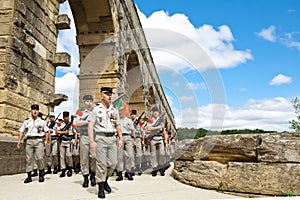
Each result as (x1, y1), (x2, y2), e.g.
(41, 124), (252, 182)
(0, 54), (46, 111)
(176, 127), (277, 141)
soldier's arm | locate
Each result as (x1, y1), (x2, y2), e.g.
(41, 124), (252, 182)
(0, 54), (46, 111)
(116, 125), (123, 148)
(88, 121), (96, 153)
(17, 132), (24, 149)
(132, 129), (137, 146)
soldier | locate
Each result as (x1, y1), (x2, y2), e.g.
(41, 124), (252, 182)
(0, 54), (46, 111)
(115, 110), (136, 181)
(145, 106), (168, 177)
(72, 130), (80, 174)
(17, 104), (49, 183)
(56, 111), (77, 178)
(74, 94), (96, 188)
(47, 112), (60, 174)
(130, 110), (144, 175)
(44, 112), (55, 174)
(88, 87), (123, 199)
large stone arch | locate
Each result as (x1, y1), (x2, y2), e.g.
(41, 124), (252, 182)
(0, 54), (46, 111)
(70, 0), (176, 134)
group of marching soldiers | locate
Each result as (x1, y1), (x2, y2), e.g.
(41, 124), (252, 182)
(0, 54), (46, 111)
(17, 87), (177, 199)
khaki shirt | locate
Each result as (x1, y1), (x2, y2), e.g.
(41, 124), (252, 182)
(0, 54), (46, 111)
(74, 108), (92, 135)
(88, 103), (120, 133)
(120, 116), (135, 135)
(19, 117), (49, 137)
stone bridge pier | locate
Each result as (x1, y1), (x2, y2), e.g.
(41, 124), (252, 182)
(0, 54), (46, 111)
(0, 0), (176, 175)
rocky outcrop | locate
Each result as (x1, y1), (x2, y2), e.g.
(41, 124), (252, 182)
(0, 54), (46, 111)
(173, 132), (300, 196)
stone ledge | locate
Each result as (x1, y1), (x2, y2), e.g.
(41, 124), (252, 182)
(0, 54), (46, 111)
(175, 133), (300, 196)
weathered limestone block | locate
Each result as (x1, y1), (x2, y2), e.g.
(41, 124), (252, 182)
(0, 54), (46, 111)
(0, 140), (26, 175)
(0, 90), (29, 111)
(53, 52), (71, 67)
(258, 132), (300, 163)
(174, 160), (227, 189)
(24, 34), (35, 48)
(176, 139), (203, 161)
(0, 0), (14, 9)
(0, 119), (23, 136)
(45, 93), (68, 107)
(15, 1), (26, 16)
(55, 14), (71, 30)
(199, 134), (260, 163)
(0, 9), (14, 23)
(0, 104), (29, 122)
(222, 162), (300, 196)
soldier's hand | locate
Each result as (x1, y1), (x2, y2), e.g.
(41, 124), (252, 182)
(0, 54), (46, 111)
(17, 141), (21, 149)
(118, 139), (123, 148)
(90, 141), (97, 153)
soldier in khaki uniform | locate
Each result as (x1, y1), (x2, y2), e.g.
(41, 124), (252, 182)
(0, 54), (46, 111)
(116, 112), (136, 181)
(44, 112), (55, 174)
(74, 94), (96, 188)
(17, 104), (49, 183)
(145, 106), (168, 177)
(88, 87), (123, 199)
(130, 110), (144, 175)
(56, 111), (78, 178)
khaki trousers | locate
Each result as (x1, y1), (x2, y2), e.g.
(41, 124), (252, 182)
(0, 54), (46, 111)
(80, 135), (96, 175)
(95, 134), (117, 183)
(150, 136), (165, 169)
(134, 138), (143, 166)
(60, 140), (73, 169)
(116, 135), (134, 172)
(25, 138), (44, 172)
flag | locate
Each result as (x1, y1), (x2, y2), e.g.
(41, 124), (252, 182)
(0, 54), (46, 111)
(113, 95), (131, 117)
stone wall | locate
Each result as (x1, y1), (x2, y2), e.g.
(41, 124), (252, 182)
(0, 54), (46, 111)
(0, 0), (69, 138)
(174, 132), (300, 196)
(0, 137), (25, 175)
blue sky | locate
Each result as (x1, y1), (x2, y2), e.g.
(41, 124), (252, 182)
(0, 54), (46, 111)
(55, 1), (300, 131)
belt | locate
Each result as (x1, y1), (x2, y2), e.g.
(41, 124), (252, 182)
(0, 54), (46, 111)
(95, 132), (115, 136)
(61, 135), (73, 141)
(27, 136), (44, 139)
(51, 135), (59, 140)
(122, 133), (131, 136)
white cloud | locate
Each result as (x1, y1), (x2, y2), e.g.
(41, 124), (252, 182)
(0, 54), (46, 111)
(54, 73), (79, 115)
(186, 82), (206, 90)
(137, 7), (253, 71)
(269, 74), (292, 86)
(257, 25), (276, 42)
(179, 96), (195, 102)
(175, 97), (295, 132)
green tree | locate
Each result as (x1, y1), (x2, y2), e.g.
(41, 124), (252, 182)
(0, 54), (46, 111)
(289, 97), (300, 132)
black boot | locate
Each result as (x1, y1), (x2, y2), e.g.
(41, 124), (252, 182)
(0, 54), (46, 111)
(82, 174), (89, 188)
(59, 169), (66, 177)
(53, 166), (58, 174)
(45, 166), (51, 175)
(74, 163), (80, 174)
(116, 171), (123, 181)
(90, 171), (96, 186)
(98, 182), (105, 199)
(159, 167), (165, 176)
(32, 169), (38, 177)
(104, 177), (111, 193)
(151, 169), (158, 177)
(39, 170), (45, 182)
(24, 172), (32, 183)
(136, 165), (142, 176)
(125, 171), (133, 181)
(67, 167), (72, 177)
